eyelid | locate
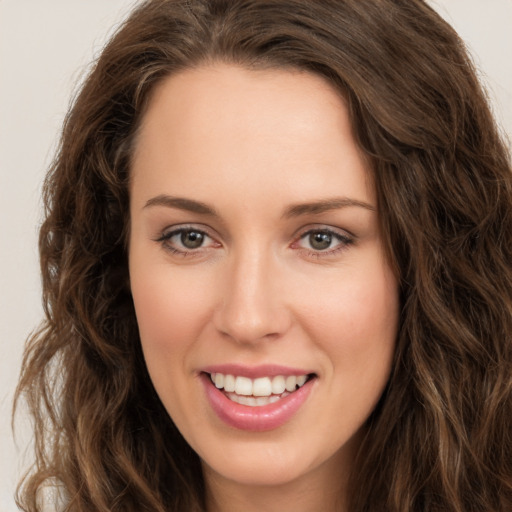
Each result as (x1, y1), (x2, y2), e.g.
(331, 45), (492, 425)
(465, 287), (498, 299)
(290, 225), (355, 256)
(292, 223), (355, 242)
(155, 224), (222, 253)
(157, 223), (210, 239)
(154, 223), (354, 258)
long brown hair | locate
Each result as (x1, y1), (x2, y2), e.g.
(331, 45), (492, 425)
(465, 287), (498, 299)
(15, 1), (512, 510)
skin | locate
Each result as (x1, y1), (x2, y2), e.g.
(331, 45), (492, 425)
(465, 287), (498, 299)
(129, 63), (399, 512)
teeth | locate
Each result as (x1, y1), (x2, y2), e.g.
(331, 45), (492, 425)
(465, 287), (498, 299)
(209, 372), (311, 401)
(297, 375), (307, 387)
(253, 377), (272, 397)
(224, 374), (236, 392)
(235, 376), (252, 396)
(214, 373), (224, 389)
(227, 391), (291, 407)
(285, 375), (297, 392)
(271, 375), (286, 394)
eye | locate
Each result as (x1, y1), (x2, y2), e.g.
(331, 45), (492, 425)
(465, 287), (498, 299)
(156, 226), (219, 254)
(294, 228), (353, 255)
(306, 231), (335, 251)
(177, 229), (206, 249)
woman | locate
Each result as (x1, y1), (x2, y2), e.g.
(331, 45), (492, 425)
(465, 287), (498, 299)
(15, 0), (512, 511)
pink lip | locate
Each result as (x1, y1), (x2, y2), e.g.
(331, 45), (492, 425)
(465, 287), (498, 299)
(200, 373), (315, 432)
(200, 363), (314, 379)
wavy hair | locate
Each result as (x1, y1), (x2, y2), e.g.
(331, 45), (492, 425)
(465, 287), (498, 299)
(15, 0), (512, 510)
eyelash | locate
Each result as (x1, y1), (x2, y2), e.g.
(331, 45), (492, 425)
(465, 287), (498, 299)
(155, 226), (354, 258)
(293, 228), (354, 258)
(155, 226), (218, 257)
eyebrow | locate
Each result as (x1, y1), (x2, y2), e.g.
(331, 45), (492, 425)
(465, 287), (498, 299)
(144, 195), (219, 216)
(143, 194), (375, 218)
(283, 197), (375, 218)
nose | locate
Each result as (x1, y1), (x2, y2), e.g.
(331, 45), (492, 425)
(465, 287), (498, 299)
(213, 248), (291, 345)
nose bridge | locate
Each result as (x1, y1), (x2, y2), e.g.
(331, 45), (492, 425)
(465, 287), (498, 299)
(214, 242), (288, 344)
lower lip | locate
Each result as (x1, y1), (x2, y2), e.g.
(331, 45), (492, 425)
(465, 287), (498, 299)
(201, 373), (314, 432)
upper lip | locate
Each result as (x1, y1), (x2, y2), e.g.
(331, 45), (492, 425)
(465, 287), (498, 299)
(200, 364), (315, 379)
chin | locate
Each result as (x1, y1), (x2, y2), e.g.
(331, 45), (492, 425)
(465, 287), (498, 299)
(197, 428), (356, 490)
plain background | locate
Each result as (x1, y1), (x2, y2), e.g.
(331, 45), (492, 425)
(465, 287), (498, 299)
(1, 1), (511, 510)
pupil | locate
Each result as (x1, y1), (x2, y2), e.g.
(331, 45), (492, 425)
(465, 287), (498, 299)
(310, 231), (332, 250)
(181, 230), (204, 249)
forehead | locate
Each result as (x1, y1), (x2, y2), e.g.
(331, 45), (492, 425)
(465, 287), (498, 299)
(131, 63), (374, 209)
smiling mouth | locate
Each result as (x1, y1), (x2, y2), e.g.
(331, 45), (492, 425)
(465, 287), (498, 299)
(207, 372), (316, 407)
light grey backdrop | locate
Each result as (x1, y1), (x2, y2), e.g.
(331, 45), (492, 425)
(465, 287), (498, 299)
(1, 1), (511, 510)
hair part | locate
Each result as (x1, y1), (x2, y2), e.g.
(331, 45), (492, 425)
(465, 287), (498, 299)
(15, 1), (512, 511)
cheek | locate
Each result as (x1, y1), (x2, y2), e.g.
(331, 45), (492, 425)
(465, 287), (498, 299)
(129, 259), (216, 375)
(300, 257), (399, 378)
(129, 258), (221, 432)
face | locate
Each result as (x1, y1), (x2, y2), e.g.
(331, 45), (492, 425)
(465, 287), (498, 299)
(129, 64), (399, 496)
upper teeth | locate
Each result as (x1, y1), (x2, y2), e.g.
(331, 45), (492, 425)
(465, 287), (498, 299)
(210, 373), (308, 396)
